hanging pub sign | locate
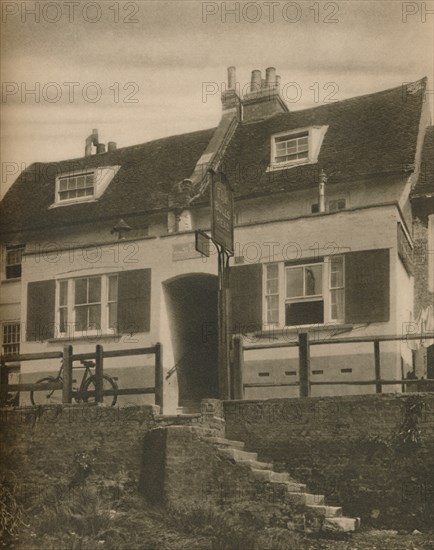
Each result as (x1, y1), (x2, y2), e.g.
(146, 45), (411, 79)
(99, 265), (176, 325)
(210, 170), (234, 254)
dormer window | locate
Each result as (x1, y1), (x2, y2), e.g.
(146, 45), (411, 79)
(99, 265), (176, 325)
(51, 166), (120, 208)
(58, 173), (94, 202)
(268, 126), (328, 172)
(274, 132), (309, 164)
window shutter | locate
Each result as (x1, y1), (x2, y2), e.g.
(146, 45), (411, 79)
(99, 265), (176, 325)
(26, 280), (56, 341)
(229, 264), (263, 333)
(117, 269), (151, 333)
(345, 249), (390, 323)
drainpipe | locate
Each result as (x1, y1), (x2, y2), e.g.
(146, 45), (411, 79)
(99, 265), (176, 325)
(319, 169), (327, 212)
(85, 129), (99, 157)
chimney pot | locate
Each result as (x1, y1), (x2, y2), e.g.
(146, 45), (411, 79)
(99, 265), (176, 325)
(97, 143), (106, 154)
(251, 70), (262, 93)
(227, 66), (236, 90)
(266, 67), (276, 86)
(108, 141), (117, 152)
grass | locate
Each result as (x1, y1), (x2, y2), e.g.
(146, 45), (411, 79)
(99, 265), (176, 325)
(2, 478), (433, 550)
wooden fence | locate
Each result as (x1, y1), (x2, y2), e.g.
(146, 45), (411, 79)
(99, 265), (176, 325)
(232, 332), (434, 399)
(0, 343), (163, 408)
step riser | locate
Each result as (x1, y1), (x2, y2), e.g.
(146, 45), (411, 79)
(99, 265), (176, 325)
(306, 505), (343, 518)
(287, 493), (325, 506)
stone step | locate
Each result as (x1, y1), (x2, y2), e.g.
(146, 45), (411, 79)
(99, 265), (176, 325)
(268, 480), (307, 492)
(218, 447), (258, 462)
(270, 471), (290, 482)
(286, 492), (325, 506)
(206, 437), (245, 449)
(240, 459), (274, 470)
(251, 468), (273, 481)
(322, 516), (360, 533)
(306, 505), (343, 517)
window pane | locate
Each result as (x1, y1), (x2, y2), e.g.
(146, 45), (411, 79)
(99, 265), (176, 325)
(59, 179), (67, 191)
(286, 267), (303, 297)
(108, 275), (118, 301)
(266, 295), (279, 324)
(67, 178), (75, 190)
(60, 307), (68, 333)
(267, 278), (278, 294)
(330, 257), (343, 288)
(88, 278), (101, 303)
(75, 306), (87, 331)
(305, 265), (322, 296)
(88, 305), (101, 329)
(76, 176), (85, 189)
(75, 278), (87, 305)
(331, 289), (344, 321)
(108, 303), (117, 329)
(286, 300), (324, 326)
(59, 280), (68, 306)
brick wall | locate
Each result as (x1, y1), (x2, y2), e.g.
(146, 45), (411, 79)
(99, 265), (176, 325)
(0, 402), (223, 508)
(224, 394), (434, 529)
(0, 404), (162, 507)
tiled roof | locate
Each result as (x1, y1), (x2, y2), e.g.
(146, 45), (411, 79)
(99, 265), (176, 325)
(0, 78), (427, 236)
(217, 78), (427, 200)
(411, 125), (434, 199)
(0, 128), (215, 236)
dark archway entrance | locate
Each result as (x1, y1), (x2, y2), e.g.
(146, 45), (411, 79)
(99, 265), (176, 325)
(163, 274), (219, 410)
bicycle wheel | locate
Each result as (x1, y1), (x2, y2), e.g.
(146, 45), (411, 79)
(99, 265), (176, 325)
(83, 375), (118, 407)
(30, 376), (62, 406)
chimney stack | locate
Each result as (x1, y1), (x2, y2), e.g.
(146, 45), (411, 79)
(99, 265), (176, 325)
(242, 66), (289, 122)
(265, 67), (276, 86)
(85, 129), (99, 157)
(250, 69), (262, 93)
(108, 141), (117, 152)
(221, 66), (241, 116)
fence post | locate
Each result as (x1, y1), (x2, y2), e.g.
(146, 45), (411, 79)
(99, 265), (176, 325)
(0, 358), (8, 407)
(62, 345), (73, 404)
(155, 343), (163, 410)
(232, 335), (244, 400)
(299, 332), (311, 398)
(374, 339), (382, 393)
(95, 344), (104, 403)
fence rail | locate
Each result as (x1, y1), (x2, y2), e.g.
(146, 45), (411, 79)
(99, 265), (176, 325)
(0, 343), (163, 408)
(233, 332), (434, 399)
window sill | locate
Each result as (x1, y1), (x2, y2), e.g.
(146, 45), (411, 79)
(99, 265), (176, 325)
(255, 323), (354, 338)
(1, 277), (22, 283)
(49, 198), (99, 209)
(48, 334), (127, 343)
(266, 160), (312, 173)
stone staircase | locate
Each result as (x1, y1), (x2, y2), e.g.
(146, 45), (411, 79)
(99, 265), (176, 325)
(203, 434), (360, 534)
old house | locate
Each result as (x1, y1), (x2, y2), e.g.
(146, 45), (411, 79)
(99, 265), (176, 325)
(1, 67), (433, 413)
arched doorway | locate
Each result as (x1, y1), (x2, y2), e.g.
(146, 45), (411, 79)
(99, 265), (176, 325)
(163, 274), (219, 410)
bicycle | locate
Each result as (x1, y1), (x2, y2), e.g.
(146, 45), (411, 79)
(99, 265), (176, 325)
(30, 359), (118, 407)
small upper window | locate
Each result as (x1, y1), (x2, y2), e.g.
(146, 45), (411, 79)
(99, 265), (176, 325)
(58, 173), (94, 202)
(5, 245), (25, 279)
(274, 132), (309, 164)
(268, 126), (328, 172)
(51, 165), (120, 208)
